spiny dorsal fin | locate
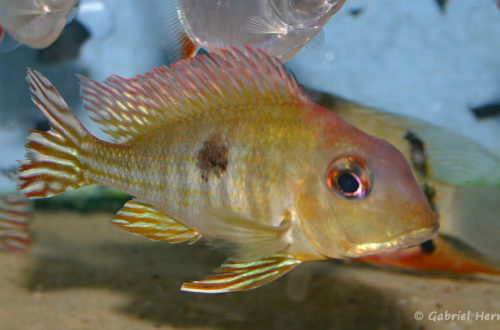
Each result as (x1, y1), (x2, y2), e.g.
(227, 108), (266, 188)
(80, 46), (306, 142)
(112, 199), (201, 244)
(181, 254), (301, 293)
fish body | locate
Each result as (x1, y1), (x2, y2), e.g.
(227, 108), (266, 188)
(18, 47), (437, 292)
(161, 0), (346, 62)
(306, 88), (500, 276)
(0, 0), (77, 48)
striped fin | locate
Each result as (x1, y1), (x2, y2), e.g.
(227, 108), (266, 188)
(112, 199), (201, 244)
(181, 254), (301, 293)
(18, 69), (90, 198)
(80, 46), (306, 142)
(0, 194), (32, 252)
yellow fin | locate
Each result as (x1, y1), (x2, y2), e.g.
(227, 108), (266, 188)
(80, 46), (306, 142)
(195, 207), (292, 261)
(181, 254), (301, 293)
(111, 199), (201, 244)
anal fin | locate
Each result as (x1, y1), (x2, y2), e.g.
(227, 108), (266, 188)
(181, 254), (301, 293)
(112, 199), (201, 244)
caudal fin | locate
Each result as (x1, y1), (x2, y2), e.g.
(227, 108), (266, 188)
(18, 69), (90, 198)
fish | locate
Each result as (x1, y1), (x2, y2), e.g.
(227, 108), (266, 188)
(0, 0), (78, 49)
(17, 47), (437, 293)
(0, 193), (32, 252)
(159, 0), (346, 63)
(306, 88), (500, 276)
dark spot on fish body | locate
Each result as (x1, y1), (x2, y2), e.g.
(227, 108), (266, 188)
(403, 131), (438, 218)
(403, 131), (428, 177)
(420, 239), (436, 255)
(422, 183), (437, 215)
(196, 134), (229, 182)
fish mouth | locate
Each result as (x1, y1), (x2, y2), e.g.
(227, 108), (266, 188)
(344, 222), (440, 258)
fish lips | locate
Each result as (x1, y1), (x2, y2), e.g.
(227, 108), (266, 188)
(342, 222), (440, 258)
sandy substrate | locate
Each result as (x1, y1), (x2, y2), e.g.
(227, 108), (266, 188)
(0, 211), (499, 330)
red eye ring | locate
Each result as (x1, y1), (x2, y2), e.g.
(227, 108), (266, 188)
(326, 156), (370, 199)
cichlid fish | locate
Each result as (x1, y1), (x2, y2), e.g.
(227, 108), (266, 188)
(306, 89), (500, 276)
(0, 193), (32, 252)
(18, 47), (437, 293)
(160, 0), (346, 63)
(0, 0), (77, 49)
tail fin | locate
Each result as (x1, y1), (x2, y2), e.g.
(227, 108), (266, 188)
(18, 69), (90, 198)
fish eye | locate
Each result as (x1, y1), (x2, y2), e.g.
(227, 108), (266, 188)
(326, 156), (370, 199)
(337, 172), (361, 194)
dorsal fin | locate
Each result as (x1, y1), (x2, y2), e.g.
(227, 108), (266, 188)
(80, 46), (306, 142)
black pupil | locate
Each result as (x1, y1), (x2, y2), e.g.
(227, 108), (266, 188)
(337, 172), (359, 194)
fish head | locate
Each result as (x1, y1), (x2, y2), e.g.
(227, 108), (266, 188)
(295, 111), (438, 259)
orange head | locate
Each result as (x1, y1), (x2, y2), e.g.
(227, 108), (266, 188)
(295, 104), (438, 258)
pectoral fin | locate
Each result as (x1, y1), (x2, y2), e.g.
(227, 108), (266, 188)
(112, 199), (201, 244)
(181, 254), (301, 293)
(195, 207), (292, 261)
